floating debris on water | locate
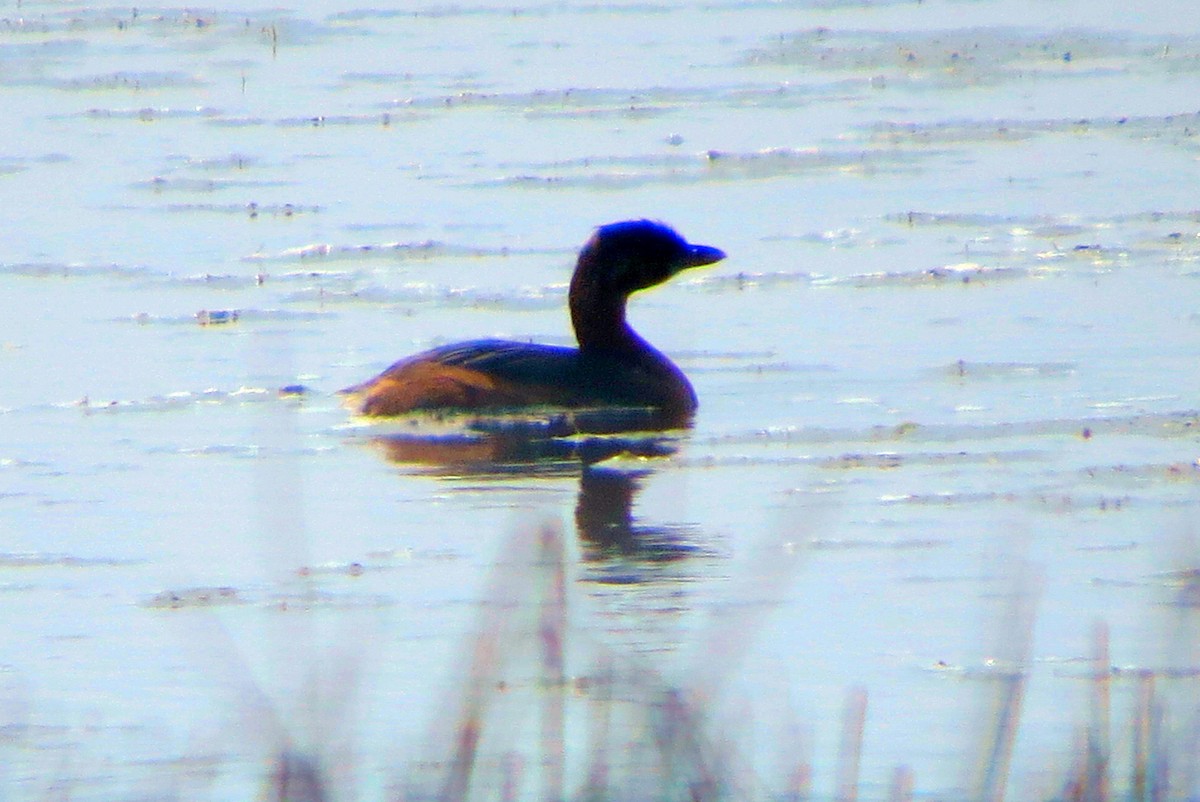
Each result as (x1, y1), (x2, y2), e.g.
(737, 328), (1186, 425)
(142, 586), (244, 609)
(195, 309), (240, 325)
(163, 201), (320, 218)
(244, 239), (541, 264)
(944, 360), (1079, 380)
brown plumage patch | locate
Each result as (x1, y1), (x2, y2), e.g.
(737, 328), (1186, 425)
(345, 361), (560, 416)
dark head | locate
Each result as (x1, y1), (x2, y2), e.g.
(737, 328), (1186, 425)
(573, 220), (726, 296)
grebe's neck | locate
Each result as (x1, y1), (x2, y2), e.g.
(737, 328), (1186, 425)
(568, 246), (698, 418)
(569, 270), (646, 355)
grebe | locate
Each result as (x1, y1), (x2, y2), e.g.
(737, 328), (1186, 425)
(341, 220), (725, 425)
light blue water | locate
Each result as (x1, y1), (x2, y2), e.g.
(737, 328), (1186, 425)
(3, 1), (1200, 799)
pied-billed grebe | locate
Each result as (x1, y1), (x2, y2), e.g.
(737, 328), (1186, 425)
(341, 220), (726, 424)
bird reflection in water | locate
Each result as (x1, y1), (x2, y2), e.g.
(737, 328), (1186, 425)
(368, 408), (703, 579)
(574, 467), (701, 577)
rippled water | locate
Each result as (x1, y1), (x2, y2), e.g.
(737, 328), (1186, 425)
(3, 0), (1200, 799)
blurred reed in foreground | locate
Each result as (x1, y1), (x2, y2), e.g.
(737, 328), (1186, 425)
(246, 522), (1200, 802)
(8, 518), (1200, 802)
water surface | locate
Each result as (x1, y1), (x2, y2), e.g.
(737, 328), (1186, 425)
(3, 0), (1200, 798)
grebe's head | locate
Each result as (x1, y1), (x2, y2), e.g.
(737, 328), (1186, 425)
(577, 220), (725, 295)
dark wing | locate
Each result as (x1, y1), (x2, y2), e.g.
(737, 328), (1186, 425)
(425, 340), (670, 406)
(416, 339), (588, 387)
